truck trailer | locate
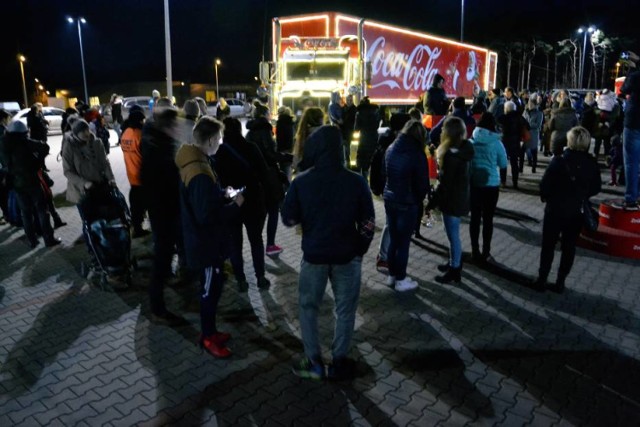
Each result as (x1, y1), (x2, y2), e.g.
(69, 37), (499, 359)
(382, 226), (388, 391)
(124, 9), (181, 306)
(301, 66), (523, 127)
(260, 12), (498, 114)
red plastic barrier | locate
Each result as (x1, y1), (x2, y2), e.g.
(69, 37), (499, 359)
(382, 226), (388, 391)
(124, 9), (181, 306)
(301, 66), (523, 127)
(598, 199), (640, 234)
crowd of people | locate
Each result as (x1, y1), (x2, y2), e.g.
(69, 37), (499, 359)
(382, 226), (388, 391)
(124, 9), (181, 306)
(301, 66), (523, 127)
(0, 67), (638, 381)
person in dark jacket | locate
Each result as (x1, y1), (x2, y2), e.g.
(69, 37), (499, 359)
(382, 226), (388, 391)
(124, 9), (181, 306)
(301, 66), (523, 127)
(0, 109), (11, 224)
(429, 97), (476, 145)
(354, 97), (380, 181)
(140, 101), (186, 325)
(216, 98), (231, 122)
(341, 95), (357, 164)
(26, 103), (49, 143)
(176, 116), (243, 358)
(504, 87), (523, 114)
(548, 98), (578, 155)
(281, 125), (374, 381)
(372, 113), (411, 274)
(498, 101), (529, 189)
(4, 120), (60, 248)
(110, 94), (124, 142)
(534, 126), (601, 292)
(382, 120), (429, 292)
(423, 73), (448, 116)
(434, 117), (474, 283)
(245, 101), (285, 260)
(276, 106), (295, 181)
(216, 117), (271, 291)
(487, 88), (505, 122)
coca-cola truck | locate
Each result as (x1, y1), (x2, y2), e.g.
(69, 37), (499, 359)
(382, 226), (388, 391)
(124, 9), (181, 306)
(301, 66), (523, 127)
(259, 12), (498, 114)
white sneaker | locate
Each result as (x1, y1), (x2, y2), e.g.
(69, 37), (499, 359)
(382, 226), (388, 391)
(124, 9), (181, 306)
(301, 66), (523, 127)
(395, 278), (418, 292)
(385, 275), (396, 286)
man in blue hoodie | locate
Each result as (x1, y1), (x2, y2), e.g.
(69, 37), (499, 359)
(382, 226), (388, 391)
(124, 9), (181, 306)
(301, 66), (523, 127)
(281, 125), (375, 381)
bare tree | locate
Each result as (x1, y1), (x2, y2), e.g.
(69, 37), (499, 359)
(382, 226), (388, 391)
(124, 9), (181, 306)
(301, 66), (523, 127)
(557, 39), (575, 87)
(499, 43), (516, 87)
(537, 41), (553, 90)
(527, 39), (537, 89)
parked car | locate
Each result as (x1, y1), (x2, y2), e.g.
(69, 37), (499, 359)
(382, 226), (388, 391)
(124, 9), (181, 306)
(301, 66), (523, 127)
(206, 98), (249, 118)
(12, 107), (65, 135)
(0, 102), (21, 116)
(101, 96), (152, 126)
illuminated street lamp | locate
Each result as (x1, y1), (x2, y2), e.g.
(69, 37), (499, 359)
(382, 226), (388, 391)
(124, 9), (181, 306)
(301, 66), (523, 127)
(215, 58), (221, 100)
(577, 26), (596, 88)
(67, 17), (89, 103)
(18, 54), (28, 108)
(615, 62), (621, 80)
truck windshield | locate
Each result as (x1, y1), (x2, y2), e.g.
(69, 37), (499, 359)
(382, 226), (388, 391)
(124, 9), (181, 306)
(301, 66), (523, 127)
(286, 61), (345, 81)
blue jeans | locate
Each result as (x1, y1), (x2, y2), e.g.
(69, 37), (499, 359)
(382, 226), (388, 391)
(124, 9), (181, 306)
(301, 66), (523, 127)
(378, 220), (390, 261)
(298, 257), (362, 362)
(623, 127), (640, 203)
(443, 215), (462, 268)
(385, 202), (418, 280)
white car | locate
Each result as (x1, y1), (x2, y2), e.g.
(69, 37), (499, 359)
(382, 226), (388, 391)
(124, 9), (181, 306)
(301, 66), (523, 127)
(12, 107), (66, 135)
(206, 98), (248, 118)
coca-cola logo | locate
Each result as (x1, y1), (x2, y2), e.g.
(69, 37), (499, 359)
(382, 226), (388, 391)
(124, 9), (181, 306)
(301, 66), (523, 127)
(366, 36), (441, 92)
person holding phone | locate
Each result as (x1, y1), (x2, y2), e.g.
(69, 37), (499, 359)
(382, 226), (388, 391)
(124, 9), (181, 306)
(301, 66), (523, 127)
(176, 116), (244, 358)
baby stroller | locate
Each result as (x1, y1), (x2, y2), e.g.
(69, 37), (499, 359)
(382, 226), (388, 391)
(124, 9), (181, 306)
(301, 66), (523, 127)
(78, 184), (134, 289)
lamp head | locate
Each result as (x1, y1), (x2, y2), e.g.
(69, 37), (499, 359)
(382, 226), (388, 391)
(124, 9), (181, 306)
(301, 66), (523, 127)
(67, 17), (74, 23)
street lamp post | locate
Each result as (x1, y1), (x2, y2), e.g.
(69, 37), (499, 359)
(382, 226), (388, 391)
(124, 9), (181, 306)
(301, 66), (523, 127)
(577, 26), (595, 89)
(18, 54), (28, 108)
(215, 59), (221, 100)
(460, 0), (465, 42)
(615, 62), (621, 80)
(68, 17), (88, 104)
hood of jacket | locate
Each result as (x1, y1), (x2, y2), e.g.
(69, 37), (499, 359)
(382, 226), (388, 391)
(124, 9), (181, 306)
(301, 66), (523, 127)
(447, 139), (475, 161)
(471, 127), (501, 145)
(175, 144), (215, 187)
(300, 125), (344, 170)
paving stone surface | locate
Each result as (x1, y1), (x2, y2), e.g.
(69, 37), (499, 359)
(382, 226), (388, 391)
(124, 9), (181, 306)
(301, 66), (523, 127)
(1, 131), (640, 426)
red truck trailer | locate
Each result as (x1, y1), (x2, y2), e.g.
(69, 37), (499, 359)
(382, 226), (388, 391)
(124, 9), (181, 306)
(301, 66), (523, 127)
(259, 12), (498, 113)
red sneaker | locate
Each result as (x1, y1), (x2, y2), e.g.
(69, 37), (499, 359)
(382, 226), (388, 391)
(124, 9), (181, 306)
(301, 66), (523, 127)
(200, 335), (231, 358)
(211, 332), (231, 345)
(266, 245), (283, 256)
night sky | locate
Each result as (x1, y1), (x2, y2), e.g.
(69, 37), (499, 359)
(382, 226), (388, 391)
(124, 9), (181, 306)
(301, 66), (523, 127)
(1, 0), (635, 102)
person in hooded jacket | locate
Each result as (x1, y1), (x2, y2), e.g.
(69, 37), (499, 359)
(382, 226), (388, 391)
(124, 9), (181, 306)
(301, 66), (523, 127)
(435, 117), (474, 283)
(281, 125), (374, 381)
(176, 116), (244, 358)
(215, 117), (271, 291)
(382, 120), (430, 292)
(534, 126), (601, 293)
(245, 102), (286, 259)
(498, 101), (529, 189)
(140, 100), (186, 325)
(0, 109), (11, 224)
(5, 120), (61, 248)
(354, 97), (380, 181)
(26, 103), (49, 143)
(469, 113), (507, 262)
(341, 95), (357, 164)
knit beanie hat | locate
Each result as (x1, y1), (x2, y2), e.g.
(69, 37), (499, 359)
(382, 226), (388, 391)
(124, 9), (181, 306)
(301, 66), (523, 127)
(183, 99), (201, 118)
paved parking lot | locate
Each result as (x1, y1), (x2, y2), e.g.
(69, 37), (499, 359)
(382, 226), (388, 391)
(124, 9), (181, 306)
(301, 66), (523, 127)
(1, 131), (639, 426)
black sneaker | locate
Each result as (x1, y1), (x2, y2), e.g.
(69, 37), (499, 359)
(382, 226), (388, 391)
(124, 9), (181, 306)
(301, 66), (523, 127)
(257, 277), (271, 290)
(622, 201), (640, 211)
(292, 357), (325, 381)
